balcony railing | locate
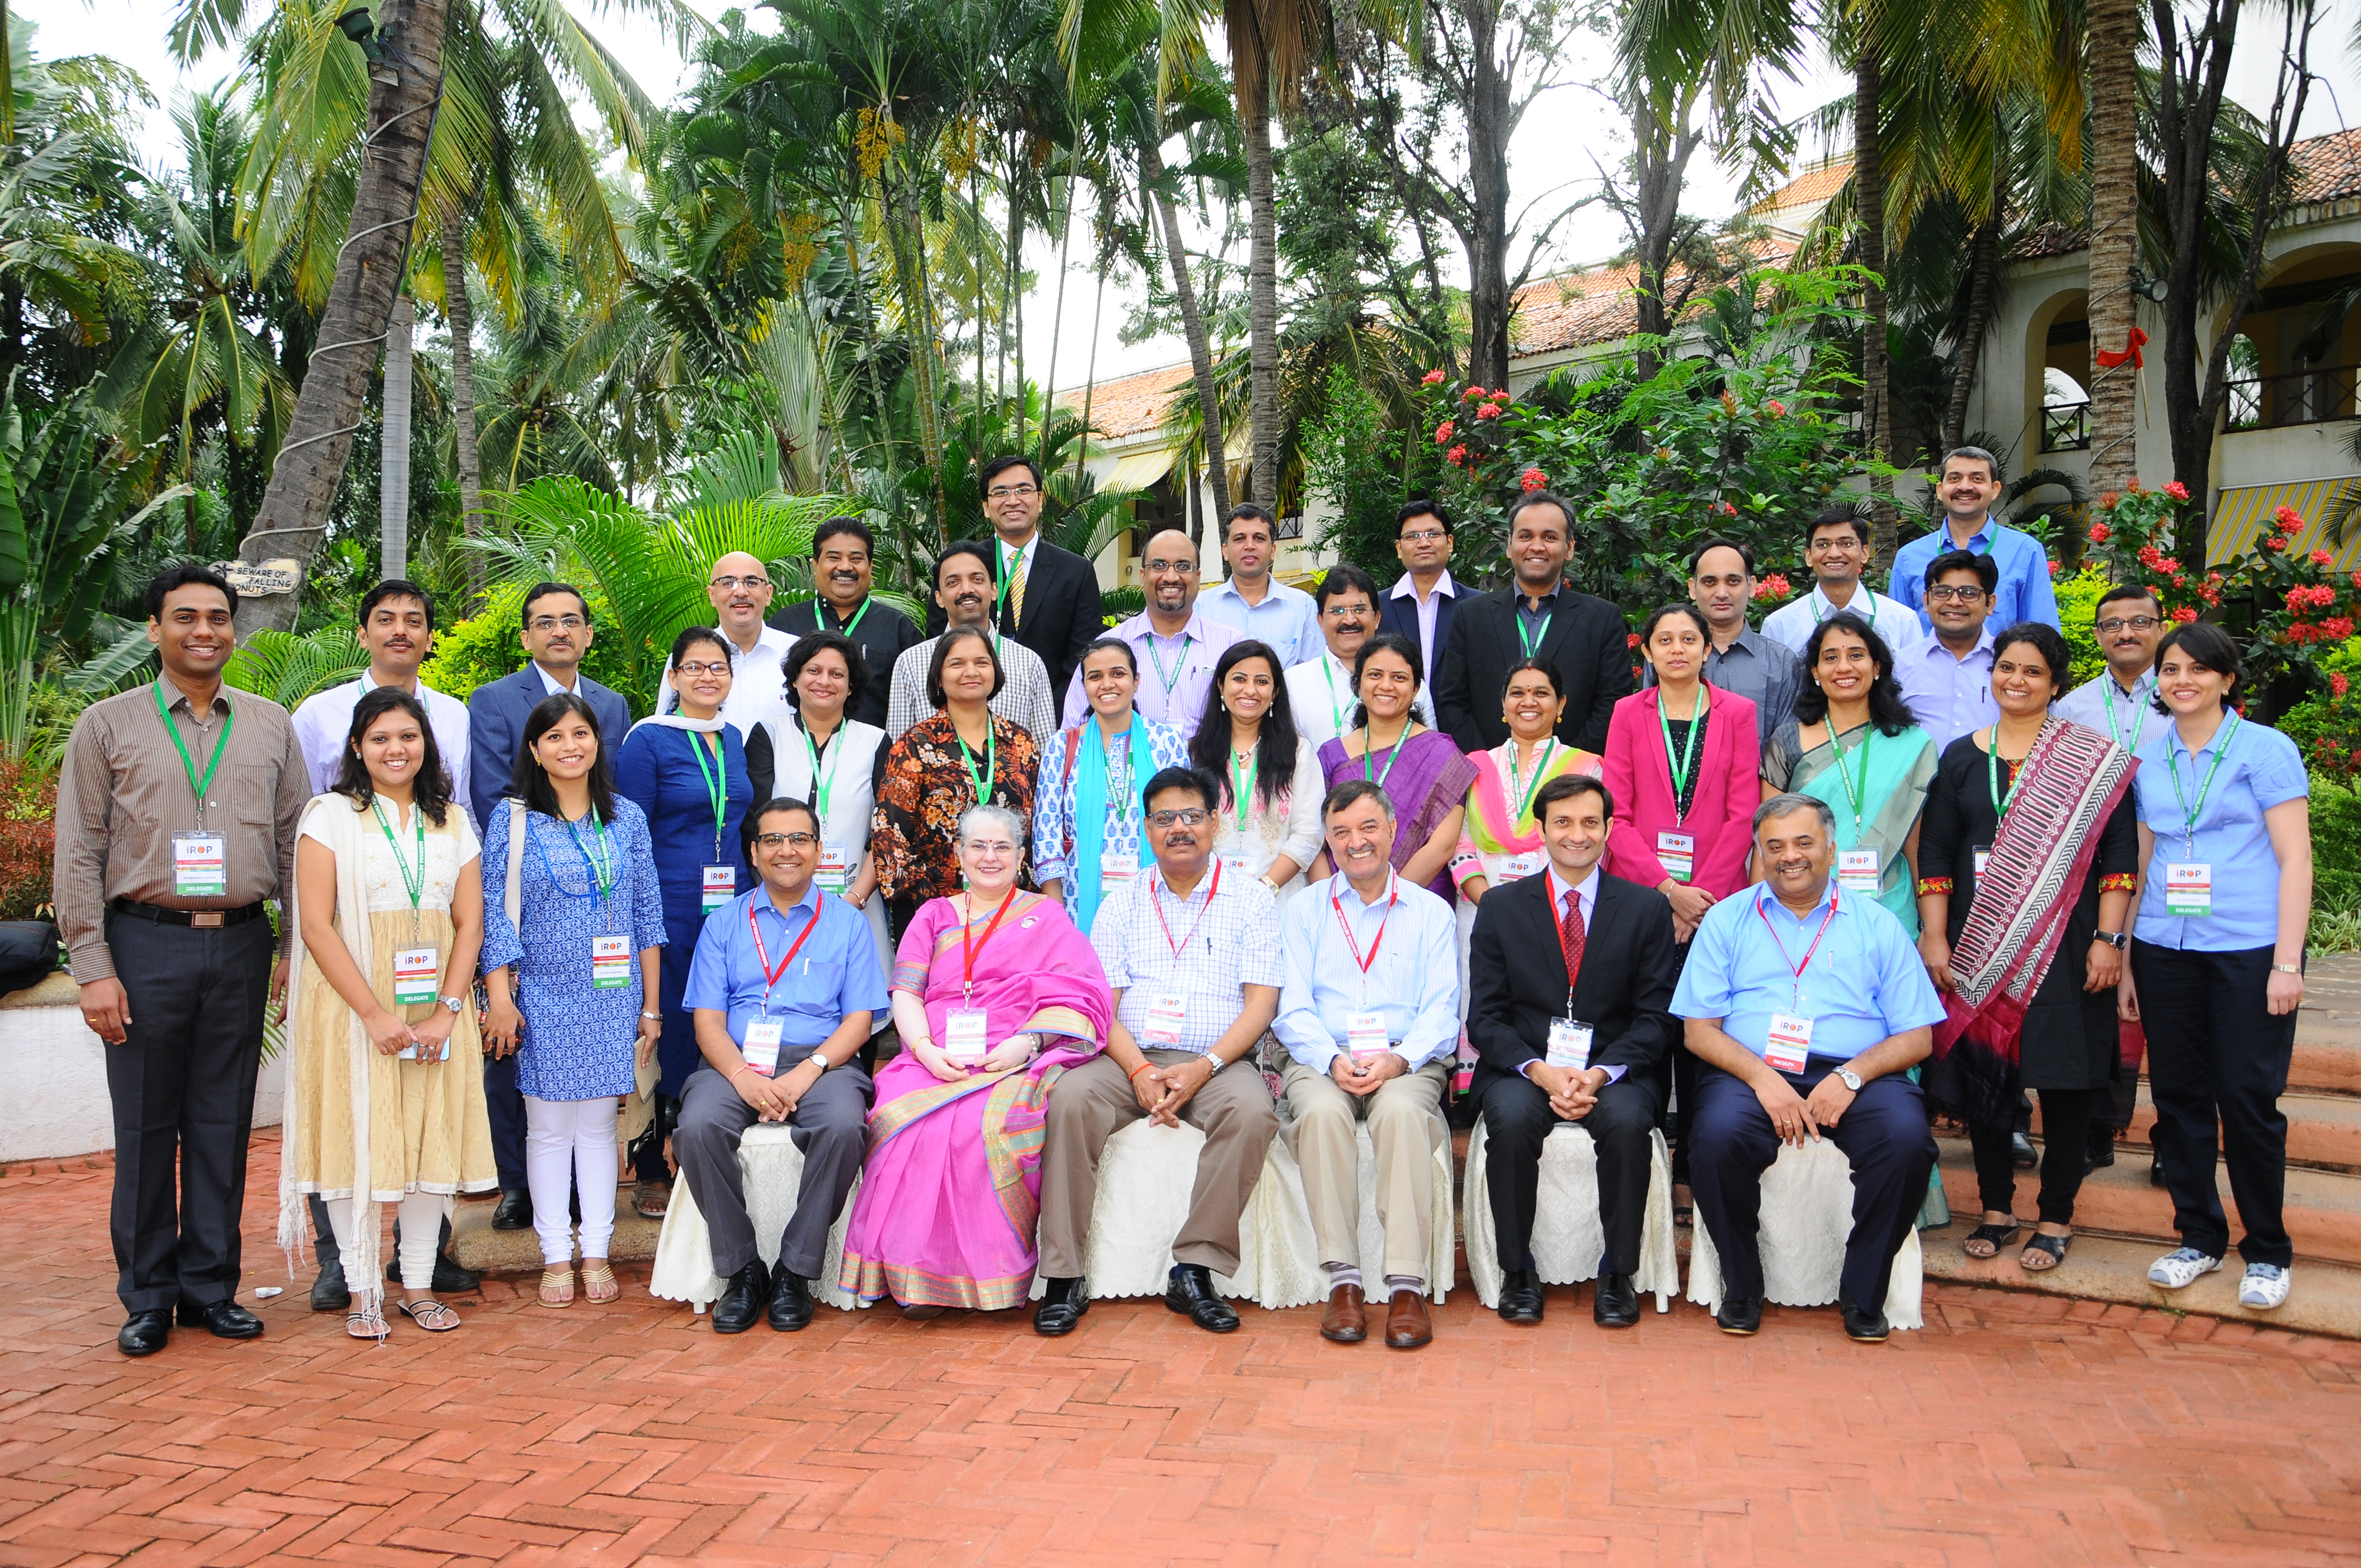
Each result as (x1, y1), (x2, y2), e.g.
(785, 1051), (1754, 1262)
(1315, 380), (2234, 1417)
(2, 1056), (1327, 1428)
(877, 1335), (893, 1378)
(2042, 400), (2091, 453)
(2227, 362), (2359, 432)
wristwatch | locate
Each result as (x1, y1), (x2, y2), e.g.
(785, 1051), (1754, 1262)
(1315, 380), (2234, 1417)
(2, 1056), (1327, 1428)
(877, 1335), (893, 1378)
(640, 1010), (662, 1022)
(2095, 930), (2129, 950)
(2272, 962), (2303, 976)
(1835, 1067), (1863, 1092)
(440, 994), (465, 1015)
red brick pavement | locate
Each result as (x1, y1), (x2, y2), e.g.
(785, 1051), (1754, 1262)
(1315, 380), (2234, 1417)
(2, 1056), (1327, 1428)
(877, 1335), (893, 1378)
(4, 1134), (2359, 1567)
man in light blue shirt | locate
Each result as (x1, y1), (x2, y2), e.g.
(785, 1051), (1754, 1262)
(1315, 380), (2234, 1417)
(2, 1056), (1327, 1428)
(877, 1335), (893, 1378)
(1064, 528), (1239, 737)
(674, 799), (888, 1334)
(2055, 584), (2165, 755)
(1894, 551), (2000, 751)
(1762, 509), (1923, 658)
(1273, 778), (1460, 1348)
(1889, 446), (2061, 633)
(1198, 504), (1322, 667)
(1672, 793), (1944, 1341)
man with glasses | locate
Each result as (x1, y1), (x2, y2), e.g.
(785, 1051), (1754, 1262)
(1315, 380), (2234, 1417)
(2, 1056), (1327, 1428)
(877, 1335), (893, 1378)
(886, 541), (1060, 740)
(1762, 508), (1923, 657)
(1287, 564), (1433, 747)
(769, 516), (922, 729)
(1894, 551), (2002, 750)
(1199, 503), (1322, 666)
(1650, 537), (1800, 748)
(657, 551), (794, 739)
(1889, 446), (2061, 633)
(674, 798), (886, 1334)
(1035, 766), (1283, 1337)
(927, 455), (1103, 718)
(1067, 526), (1238, 737)
(1376, 500), (1460, 688)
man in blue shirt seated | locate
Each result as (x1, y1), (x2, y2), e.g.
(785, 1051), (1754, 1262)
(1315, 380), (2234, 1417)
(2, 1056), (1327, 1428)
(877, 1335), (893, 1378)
(1671, 793), (1945, 1342)
(674, 798), (889, 1333)
(1887, 445), (2061, 633)
(1272, 779), (1462, 1351)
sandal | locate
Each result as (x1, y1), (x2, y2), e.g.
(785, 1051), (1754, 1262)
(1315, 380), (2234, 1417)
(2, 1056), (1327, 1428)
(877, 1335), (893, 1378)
(1963, 1221), (2021, 1259)
(580, 1260), (620, 1304)
(632, 1179), (671, 1221)
(538, 1267), (575, 1308)
(398, 1298), (463, 1332)
(2019, 1232), (2072, 1272)
(346, 1305), (389, 1341)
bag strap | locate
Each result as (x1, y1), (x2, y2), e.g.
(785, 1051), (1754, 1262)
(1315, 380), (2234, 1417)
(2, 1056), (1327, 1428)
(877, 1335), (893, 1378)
(505, 799), (525, 929)
(1058, 725), (1084, 860)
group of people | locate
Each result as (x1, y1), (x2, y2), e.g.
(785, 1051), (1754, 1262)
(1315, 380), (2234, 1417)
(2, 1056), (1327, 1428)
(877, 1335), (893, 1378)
(56, 443), (2314, 1361)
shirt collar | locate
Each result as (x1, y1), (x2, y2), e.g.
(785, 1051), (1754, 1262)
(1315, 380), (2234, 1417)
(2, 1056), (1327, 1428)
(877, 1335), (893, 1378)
(755, 879), (823, 922)
(159, 674), (231, 718)
(1713, 627), (1763, 659)
(1131, 609), (1209, 645)
(1152, 861), (1221, 907)
(1390, 570), (1458, 601)
(1922, 626), (1996, 665)
(1811, 581), (1870, 616)
(533, 661), (579, 696)
(1329, 868), (1399, 912)
(1517, 581), (1564, 609)
(1944, 515), (1995, 550)
(2164, 710), (2239, 760)
(1545, 862), (1601, 915)
(1754, 875), (1839, 921)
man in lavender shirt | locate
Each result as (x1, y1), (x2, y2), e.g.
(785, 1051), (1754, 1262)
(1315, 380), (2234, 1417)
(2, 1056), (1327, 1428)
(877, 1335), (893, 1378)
(1065, 527), (1239, 739)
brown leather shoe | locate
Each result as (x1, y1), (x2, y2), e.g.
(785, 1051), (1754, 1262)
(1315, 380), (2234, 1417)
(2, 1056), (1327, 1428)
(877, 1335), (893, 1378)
(1319, 1283), (1367, 1343)
(1384, 1288), (1433, 1349)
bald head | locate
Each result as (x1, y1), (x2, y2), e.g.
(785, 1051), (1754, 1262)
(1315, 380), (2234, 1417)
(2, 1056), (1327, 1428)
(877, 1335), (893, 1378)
(708, 550), (776, 645)
(1141, 527), (1201, 627)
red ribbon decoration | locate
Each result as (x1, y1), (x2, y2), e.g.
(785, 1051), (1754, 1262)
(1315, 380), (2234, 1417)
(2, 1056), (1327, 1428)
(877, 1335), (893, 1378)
(2095, 326), (2147, 370)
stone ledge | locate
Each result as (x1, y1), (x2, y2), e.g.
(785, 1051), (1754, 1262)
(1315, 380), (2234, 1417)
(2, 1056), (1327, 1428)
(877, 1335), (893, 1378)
(0, 972), (76, 1010)
(447, 1188), (662, 1272)
(1919, 1226), (2361, 1340)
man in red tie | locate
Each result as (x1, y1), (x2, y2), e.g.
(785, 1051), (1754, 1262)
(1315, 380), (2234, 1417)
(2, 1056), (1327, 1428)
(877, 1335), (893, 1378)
(1466, 774), (1680, 1328)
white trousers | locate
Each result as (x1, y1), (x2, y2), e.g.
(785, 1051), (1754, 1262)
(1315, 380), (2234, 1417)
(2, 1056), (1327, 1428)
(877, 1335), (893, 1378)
(323, 1191), (450, 1291)
(525, 1095), (618, 1265)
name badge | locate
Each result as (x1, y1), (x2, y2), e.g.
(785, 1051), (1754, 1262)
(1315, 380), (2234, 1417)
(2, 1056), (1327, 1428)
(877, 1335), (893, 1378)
(742, 1016), (784, 1076)
(1837, 847), (1880, 894)
(944, 1007), (989, 1064)
(1972, 845), (1992, 880)
(1099, 852), (1139, 888)
(701, 864), (736, 913)
(1497, 852), (1543, 883)
(1346, 1010), (1390, 1061)
(815, 846), (852, 894)
(1546, 1018), (1593, 1070)
(2165, 862), (2212, 918)
(172, 831), (226, 897)
(590, 934), (630, 989)
(1218, 853), (1255, 881)
(1764, 1012), (1813, 1074)
(391, 946), (440, 1006)
(1656, 830), (1695, 883)
(1144, 991), (1187, 1047)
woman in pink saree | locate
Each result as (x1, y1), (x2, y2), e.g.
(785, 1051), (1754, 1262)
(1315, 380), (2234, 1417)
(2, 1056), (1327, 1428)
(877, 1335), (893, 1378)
(839, 802), (1111, 1313)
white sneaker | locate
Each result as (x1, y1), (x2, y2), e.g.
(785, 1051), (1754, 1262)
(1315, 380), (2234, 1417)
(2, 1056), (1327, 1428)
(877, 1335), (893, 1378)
(2238, 1264), (2291, 1310)
(2148, 1247), (2223, 1289)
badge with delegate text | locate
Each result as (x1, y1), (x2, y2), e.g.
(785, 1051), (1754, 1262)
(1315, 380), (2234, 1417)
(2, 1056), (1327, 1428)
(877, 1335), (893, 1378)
(1497, 852), (1543, 883)
(590, 934), (630, 989)
(1764, 1011), (1813, 1074)
(1144, 991), (1187, 1047)
(1099, 852), (1139, 888)
(396, 1037), (449, 1063)
(2165, 862), (2212, 918)
(741, 1016), (784, 1076)
(172, 831), (226, 897)
(1837, 847), (1880, 895)
(1656, 830), (1695, 883)
(1218, 853), (1254, 881)
(944, 1007), (989, 1064)
(701, 864), (736, 913)
(1546, 1018), (1593, 1071)
(391, 945), (439, 1007)
(1346, 1010), (1390, 1061)
(815, 846), (852, 894)
(1972, 844), (1992, 880)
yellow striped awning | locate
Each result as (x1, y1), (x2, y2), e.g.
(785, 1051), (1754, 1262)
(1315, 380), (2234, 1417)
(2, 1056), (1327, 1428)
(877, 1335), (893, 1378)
(2208, 476), (2361, 567)
(1092, 447), (1180, 497)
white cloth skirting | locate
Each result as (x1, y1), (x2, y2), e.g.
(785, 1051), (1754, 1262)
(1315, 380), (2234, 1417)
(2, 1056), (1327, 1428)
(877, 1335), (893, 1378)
(1683, 1136), (1925, 1329)
(1460, 1120), (1680, 1312)
(648, 1124), (865, 1311)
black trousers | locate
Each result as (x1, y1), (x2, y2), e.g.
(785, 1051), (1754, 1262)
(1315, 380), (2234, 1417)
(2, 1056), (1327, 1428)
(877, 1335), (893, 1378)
(1689, 1059), (1936, 1314)
(1970, 1088), (2095, 1224)
(1479, 1069), (1660, 1277)
(484, 1049), (529, 1191)
(2131, 941), (2295, 1267)
(102, 912), (274, 1313)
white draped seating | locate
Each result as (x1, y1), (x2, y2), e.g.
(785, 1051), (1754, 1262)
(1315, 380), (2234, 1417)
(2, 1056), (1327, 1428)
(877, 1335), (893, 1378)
(1682, 1136), (1925, 1329)
(648, 1123), (865, 1313)
(1459, 1120), (1681, 1312)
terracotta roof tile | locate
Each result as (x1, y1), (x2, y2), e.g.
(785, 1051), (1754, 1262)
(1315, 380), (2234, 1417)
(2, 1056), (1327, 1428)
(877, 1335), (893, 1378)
(1053, 362), (1193, 440)
(1509, 233), (1799, 359)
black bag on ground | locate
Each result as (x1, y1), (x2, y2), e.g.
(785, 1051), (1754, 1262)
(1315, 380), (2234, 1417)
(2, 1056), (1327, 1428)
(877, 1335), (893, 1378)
(0, 919), (63, 999)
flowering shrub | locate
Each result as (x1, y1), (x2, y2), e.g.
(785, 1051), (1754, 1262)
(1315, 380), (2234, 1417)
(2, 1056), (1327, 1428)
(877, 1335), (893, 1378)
(0, 756), (57, 921)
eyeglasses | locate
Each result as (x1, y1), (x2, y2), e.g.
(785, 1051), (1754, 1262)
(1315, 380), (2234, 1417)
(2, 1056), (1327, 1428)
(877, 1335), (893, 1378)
(674, 660), (732, 678)
(710, 574), (770, 591)
(1399, 528), (1447, 544)
(1805, 537), (1862, 554)
(962, 840), (1019, 856)
(1321, 603), (1372, 619)
(1147, 809), (1210, 828)
(985, 483), (1040, 500)
(1144, 558), (1196, 575)
(2097, 616), (2162, 634)
(752, 832), (819, 849)
(1925, 585), (1988, 603)
(527, 615), (587, 633)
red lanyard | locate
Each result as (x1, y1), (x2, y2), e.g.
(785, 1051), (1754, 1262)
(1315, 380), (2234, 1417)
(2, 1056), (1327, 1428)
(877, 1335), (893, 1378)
(1151, 861), (1223, 959)
(961, 888), (1019, 1000)
(1755, 885), (1841, 990)
(749, 891), (826, 1009)
(1331, 873), (1399, 976)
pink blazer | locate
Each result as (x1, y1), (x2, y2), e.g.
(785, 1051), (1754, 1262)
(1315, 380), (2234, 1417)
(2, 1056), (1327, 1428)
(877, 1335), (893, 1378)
(1602, 684), (1760, 898)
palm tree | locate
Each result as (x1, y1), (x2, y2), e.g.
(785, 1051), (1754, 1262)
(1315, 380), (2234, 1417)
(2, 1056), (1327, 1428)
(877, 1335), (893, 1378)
(2082, 0), (2139, 497)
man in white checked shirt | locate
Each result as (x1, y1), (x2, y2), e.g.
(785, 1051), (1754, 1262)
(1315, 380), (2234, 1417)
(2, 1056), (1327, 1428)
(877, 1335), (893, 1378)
(1033, 766), (1283, 1338)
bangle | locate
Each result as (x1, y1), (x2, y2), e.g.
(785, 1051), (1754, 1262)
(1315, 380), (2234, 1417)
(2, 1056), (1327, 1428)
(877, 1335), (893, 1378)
(729, 1064), (761, 1084)
(639, 1010), (662, 1022)
(1127, 1061), (1158, 1080)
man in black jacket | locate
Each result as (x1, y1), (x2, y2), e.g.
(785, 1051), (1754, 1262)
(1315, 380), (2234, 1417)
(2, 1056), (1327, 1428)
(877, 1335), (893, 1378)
(1433, 489), (1633, 754)
(768, 516), (922, 729)
(1467, 772), (1677, 1328)
(925, 455), (1104, 719)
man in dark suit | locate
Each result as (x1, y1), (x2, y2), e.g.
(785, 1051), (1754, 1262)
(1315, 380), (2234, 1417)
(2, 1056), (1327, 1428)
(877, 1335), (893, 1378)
(464, 580), (634, 1228)
(1376, 499), (1460, 689)
(1467, 772), (1677, 1329)
(1433, 489), (1633, 754)
(767, 515), (922, 729)
(925, 455), (1103, 720)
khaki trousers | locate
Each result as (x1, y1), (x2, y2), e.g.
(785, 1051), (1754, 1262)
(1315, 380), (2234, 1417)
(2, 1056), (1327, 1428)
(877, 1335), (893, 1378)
(1038, 1050), (1280, 1279)
(1282, 1058), (1451, 1283)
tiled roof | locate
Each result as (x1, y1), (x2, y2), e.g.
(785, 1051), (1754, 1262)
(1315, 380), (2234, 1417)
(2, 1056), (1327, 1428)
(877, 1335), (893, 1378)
(2293, 127), (2361, 206)
(1053, 362), (1193, 440)
(1509, 232), (1799, 359)
(1750, 160), (1851, 217)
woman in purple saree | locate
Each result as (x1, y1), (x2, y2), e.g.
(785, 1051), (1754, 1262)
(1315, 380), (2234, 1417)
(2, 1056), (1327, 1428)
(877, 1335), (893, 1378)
(839, 803), (1111, 1313)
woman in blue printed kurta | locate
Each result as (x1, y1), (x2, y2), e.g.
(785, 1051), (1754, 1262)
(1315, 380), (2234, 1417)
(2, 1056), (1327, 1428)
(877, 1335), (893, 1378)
(481, 692), (666, 1309)
(1031, 636), (1189, 939)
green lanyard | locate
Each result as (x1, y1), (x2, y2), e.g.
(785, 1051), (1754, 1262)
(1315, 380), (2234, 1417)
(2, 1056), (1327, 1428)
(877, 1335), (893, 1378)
(1827, 725), (1872, 834)
(1101, 724), (1135, 811)
(1506, 738), (1557, 828)
(1360, 728), (1407, 790)
(1516, 603), (1553, 657)
(684, 729), (728, 861)
(153, 680), (232, 824)
(1657, 692), (1704, 821)
(1986, 732), (2029, 825)
(1231, 748), (1258, 830)
(832, 597), (873, 639)
(799, 720), (842, 830)
(1144, 632), (1190, 698)
(371, 798), (428, 941)
(2166, 712), (2239, 856)
(959, 726), (997, 807)
(568, 813), (617, 899)
(2101, 677), (2149, 754)
(1321, 658), (1347, 733)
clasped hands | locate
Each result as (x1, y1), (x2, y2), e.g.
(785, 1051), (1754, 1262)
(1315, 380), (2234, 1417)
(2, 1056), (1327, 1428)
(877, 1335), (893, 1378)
(1525, 1061), (1607, 1119)
(363, 1003), (458, 1060)
(910, 1033), (1038, 1082)
(1129, 1053), (1219, 1126)
(1328, 1049), (1408, 1097)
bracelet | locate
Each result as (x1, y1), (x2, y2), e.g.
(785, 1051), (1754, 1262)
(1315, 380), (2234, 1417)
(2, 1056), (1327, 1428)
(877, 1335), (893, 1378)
(2272, 962), (2303, 976)
(639, 1011), (662, 1022)
(1127, 1061), (1158, 1080)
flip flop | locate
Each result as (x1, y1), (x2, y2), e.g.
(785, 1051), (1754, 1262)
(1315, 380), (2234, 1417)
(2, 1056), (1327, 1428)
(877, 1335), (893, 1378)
(2019, 1233), (2072, 1272)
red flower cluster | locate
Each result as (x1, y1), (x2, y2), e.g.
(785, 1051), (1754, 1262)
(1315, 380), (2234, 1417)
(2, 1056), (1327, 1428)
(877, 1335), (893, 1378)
(2325, 617), (2356, 642)
(2099, 491), (2120, 509)
(1421, 368), (1446, 386)
(1446, 444), (1468, 466)
(2136, 545), (2184, 576)
(1765, 400), (1786, 417)
(2335, 672), (2352, 699)
(2314, 549), (2337, 569)
(1754, 574), (1792, 601)
(1716, 500), (1738, 516)
(1476, 402), (1504, 420)
(2087, 521), (2112, 545)
(2275, 504), (2306, 529)
(2164, 481), (2191, 501)
(1519, 467), (1548, 492)
(1433, 421), (1455, 445)
(1625, 632), (1640, 649)
(2287, 584), (2338, 613)
(2172, 607), (2199, 623)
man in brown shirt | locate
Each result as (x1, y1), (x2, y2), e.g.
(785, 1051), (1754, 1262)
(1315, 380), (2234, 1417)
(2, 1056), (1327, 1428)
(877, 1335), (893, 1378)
(53, 565), (309, 1357)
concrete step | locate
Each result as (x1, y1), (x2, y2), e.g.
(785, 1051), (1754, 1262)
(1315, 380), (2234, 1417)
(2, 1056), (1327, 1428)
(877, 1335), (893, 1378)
(2025, 1087), (2361, 1172)
(447, 1186), (660, 1273)
(1918, 1226), (2361, 1339)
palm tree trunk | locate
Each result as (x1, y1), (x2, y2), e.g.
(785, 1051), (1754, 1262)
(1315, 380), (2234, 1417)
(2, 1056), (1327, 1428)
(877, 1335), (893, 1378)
(380, 294), (414, 580)
(438, 203), (483, 595)
(884, 178), (950, 537)
(1038, 160), (1078, 475)
(233, 0), (446, 634)
(1854, 31), (1896, 570)
(841, 197), (897, 476)
(1139, 129), (1231, 520)
(2084, 0), (2141, 498)
(1943, 215), (2000, 453)
(1241, 80), (1281, 507)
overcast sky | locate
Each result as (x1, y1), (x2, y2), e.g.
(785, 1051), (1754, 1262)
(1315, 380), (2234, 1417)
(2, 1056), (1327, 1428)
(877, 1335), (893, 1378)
(39, 0), (2361, 395)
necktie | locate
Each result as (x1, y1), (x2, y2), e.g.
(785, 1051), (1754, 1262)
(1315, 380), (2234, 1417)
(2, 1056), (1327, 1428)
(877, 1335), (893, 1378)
(1007, 547), (1029, 631)
(1559, 888), (1587, 993)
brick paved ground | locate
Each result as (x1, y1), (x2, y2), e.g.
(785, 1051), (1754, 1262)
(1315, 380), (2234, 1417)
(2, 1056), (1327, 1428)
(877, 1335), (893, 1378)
(4, 1136), (2359, 1567)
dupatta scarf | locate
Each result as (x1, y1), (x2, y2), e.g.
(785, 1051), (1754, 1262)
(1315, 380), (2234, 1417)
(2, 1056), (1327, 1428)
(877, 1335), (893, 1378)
(1787, 723), (1938, 934)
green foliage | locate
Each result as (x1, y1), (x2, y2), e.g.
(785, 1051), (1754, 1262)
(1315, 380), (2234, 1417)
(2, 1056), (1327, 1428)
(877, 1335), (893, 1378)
(2053, 567), (2112, 688)
(0, 756), (58, 921)
(221, 627), (369, 709)
(2308, 774), (2361, 917)
(416, 580), (635, 705)
(1305, 366), (1430, 582)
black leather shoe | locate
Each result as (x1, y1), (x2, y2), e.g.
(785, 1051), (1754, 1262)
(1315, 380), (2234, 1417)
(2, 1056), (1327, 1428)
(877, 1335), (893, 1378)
(1592, 1271), (1641, 1329)
(1841, 1299), (1890, 1342)
(389, 1251), (482, 1292)
(491, 1188), (532, 1230)
(711, 1261), (770, 1333)
(1497, 1269), (1544, 1326)
(1716, 1295), (1762, 1335)
(309, 1259), (350, 1313)
(767, 1266), (814, 1332)
(2150, 1153), (2168, 1189)
(176, 1299), (265, 1339)
(1163, 1265), (1240, 1332)
(1033, 1275), (1089, 1336)
(2011, 1131), (2039, 1169)
(117, 1309), (171, 1357)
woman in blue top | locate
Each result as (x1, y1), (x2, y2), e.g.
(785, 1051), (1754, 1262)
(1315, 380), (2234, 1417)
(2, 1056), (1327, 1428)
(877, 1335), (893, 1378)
(1031, 636), (1188, 938)
(615, 627), (754, 1220)
(481, 692), (667, 1310)
(2125, 623), (2313, 1313)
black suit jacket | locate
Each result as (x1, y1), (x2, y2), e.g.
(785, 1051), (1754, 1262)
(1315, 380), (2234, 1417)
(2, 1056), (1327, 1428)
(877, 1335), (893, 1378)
(1433, 582), (1633, 754)
(1466, 869), (1678, 1093)
(767, 595), (923, 731)
(1376, 579), (1459, 684)
(925, 535), (1103, 724)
